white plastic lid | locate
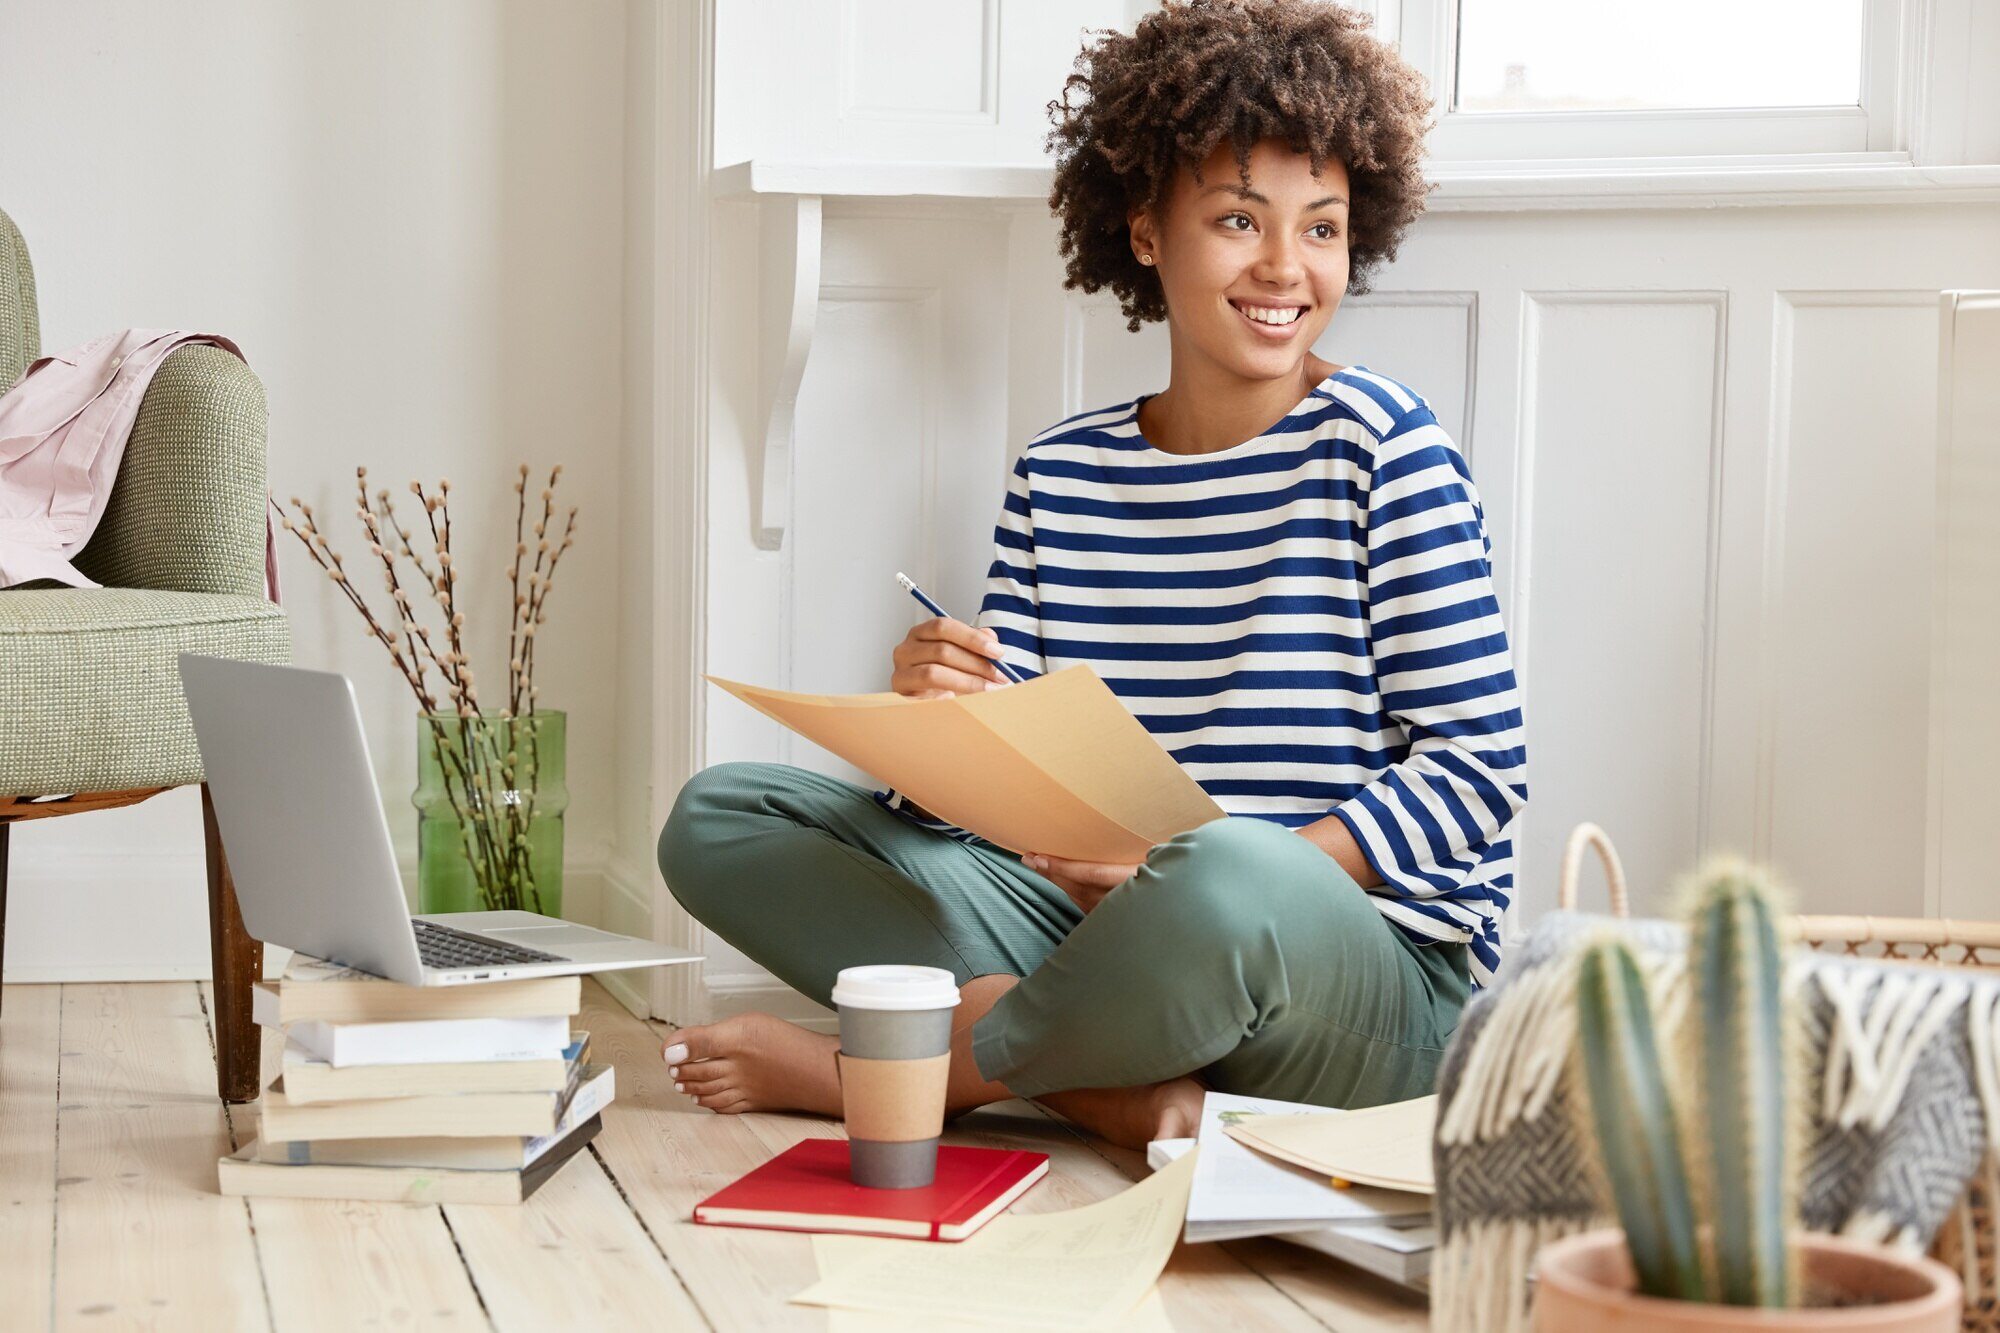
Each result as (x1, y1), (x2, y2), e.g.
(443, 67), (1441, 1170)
(830, 964), (961, 1012)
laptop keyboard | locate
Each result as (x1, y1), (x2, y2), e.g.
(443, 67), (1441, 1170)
(413, 917), (569, 969)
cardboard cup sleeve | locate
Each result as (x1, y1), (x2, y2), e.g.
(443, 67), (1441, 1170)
(835, 1051), (951, 1143)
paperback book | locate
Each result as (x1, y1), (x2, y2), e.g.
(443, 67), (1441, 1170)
(280, 1031), (590, 1104)
(223, 1115), (602, 1204)
(251, 953), (580, 1025)
(255, 1064), (616, 1169)
(258, 1061), (606, 1142)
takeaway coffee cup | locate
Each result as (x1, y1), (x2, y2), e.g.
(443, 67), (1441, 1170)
(831, 964), (960, 1188)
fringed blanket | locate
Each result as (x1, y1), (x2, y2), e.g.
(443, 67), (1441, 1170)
(1431, 910), (2000, 1332)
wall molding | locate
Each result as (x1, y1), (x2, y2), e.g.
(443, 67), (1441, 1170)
(702, 972), (837, 1034)
(713, 158), (2000, 210)
(1753, 288), (1940, 866)
(1509, 289), (1730, 916)
(649, 0), (718, 1027)
(835, 0), (1000, 127)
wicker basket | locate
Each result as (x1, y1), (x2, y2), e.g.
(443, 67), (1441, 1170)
(1553, 821), (1998, 1332)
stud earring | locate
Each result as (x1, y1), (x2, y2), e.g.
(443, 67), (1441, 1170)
(1140, 254), (1154, 266)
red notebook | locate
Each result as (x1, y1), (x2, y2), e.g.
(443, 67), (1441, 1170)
(692, 1139), (1049, 1242)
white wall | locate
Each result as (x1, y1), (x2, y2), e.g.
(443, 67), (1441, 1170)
(0, 0), (632, 978)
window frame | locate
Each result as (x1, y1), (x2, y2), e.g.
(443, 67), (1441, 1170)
(1360, 0), (1920, 167)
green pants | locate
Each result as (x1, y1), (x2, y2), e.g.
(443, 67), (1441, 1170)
(656, 761), (1471, 1108)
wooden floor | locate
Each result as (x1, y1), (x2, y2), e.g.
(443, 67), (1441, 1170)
(0, 979), (1429, 1331)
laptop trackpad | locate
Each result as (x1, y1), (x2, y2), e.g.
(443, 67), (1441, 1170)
(484, 923), (621, 950)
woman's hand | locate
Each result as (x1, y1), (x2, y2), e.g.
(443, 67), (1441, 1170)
(891, 615), (1010, 700)
(1021, 852), (1144, 914)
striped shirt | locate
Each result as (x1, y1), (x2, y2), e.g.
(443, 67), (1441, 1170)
(875, 366), (1527, 986)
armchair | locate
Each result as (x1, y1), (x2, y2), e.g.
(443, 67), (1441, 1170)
(0, 205), (289, 1102)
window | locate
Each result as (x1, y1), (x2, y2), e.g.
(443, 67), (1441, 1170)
(1362, 0), (1911, 167)
(1455, 0), (1864, 115)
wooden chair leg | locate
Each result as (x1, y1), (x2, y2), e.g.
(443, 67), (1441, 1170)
(202, 783), (263, 1103)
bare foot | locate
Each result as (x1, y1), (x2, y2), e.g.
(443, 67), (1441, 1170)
(663, 1012), (842, 1116)
(1036, 1075), (1206, 1151)
(1148, 1076), (1205, 1142)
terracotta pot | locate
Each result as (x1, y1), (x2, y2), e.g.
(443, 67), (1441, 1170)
(1534, 1229), (1962, 1332)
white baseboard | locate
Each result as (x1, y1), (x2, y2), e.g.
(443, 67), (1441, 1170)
(590, 858), (655, 1020)
(699, 973), (838, 1034)
(2, 849), (211, 982)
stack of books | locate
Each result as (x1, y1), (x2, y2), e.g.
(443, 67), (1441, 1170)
(217, 954), (614, 1204)
(1149, 1091), (1437, 1290)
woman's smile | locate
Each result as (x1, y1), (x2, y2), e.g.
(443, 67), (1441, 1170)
(1229, 297), (1311, 339)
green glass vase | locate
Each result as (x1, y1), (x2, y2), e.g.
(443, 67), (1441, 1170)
(413, 711), (567, 916)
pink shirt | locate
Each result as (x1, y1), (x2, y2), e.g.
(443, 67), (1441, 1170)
(0, 329), (279, 600)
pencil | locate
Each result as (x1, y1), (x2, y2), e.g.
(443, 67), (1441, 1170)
(894, 572), (1026, 684)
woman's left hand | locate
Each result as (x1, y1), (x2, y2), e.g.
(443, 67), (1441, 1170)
(1021, 852), (1144, 914)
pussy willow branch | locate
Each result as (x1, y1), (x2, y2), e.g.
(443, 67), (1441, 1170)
(373, 486), (468, 717)
(281, 465), (577, 909)
(507, 464), (530, 718)
(413, 480), (477, 717)
(353, 469), (438, 710)
(282, 500), (437, 713)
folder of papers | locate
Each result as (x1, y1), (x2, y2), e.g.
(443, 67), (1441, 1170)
(1182, 1092), (1430, 1243)
(1160, 1091), (1436, 1289)
(707, 665), (1227, 864)
(1222, 1094), (1437, 1195)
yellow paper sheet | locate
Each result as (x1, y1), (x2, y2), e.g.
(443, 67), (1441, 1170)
(1223, 1094), (1437, 1195)
(791, 1145), (1198, 1329)
(707, 666), (1225, 863)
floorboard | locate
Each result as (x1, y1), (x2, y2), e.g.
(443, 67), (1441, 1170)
(0, 985), (61, 1333)
(53, 983), (268, 1330)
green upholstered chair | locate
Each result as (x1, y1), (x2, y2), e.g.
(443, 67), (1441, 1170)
(0, 205), (289, 1101)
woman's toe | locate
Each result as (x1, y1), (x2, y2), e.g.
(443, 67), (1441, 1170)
(677, 1058), (735, 1088)
(668, 1023), (728, 1064)
(697, 1088), (749, 1113)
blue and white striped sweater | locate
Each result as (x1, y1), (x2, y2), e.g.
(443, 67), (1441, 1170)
(875, 366), (1527, 986)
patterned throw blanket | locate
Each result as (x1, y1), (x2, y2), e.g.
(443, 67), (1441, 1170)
(1431, 910), (2000, 1331)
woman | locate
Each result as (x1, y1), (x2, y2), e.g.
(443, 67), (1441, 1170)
(656, 0), (1526, 1150)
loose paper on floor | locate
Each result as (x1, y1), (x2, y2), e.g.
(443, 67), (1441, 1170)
(791, 1146), (1197, 1329)
(706, 666), (1225, 864)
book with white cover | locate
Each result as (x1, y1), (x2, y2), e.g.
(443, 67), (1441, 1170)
(1183, 1091), (1430, 1243)
(279, 1032), (587, 1103)
(1149, 1138), (1433, 1288)
(257, 1065), (615, 1169)
(264, 1007), (573, 1068)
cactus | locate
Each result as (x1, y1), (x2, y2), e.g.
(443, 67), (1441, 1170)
(1688, 863), (1795, 1307)
(1576, 937), (1707, 1300)
(1571, 858), (1797, 1309)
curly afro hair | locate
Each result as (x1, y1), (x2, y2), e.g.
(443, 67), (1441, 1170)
(1045, 0), (1437, 332)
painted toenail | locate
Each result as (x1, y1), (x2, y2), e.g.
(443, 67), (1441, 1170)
(664, 1042), (688, 1063)
(675, 1082), (684, 1092)
(669, 1066), (679, 1078)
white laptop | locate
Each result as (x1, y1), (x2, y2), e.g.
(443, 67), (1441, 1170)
(179, 655), (701, 987)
